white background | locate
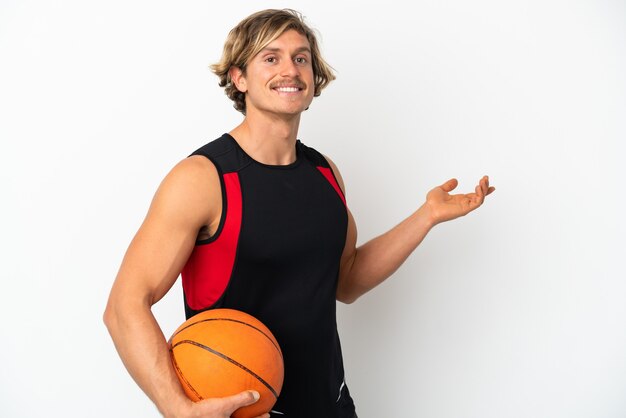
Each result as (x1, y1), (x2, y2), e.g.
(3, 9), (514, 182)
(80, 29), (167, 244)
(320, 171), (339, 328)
(1, 0), (625, 417)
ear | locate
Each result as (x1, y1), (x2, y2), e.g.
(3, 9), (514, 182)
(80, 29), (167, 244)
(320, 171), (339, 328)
(229, 66), (247, 93)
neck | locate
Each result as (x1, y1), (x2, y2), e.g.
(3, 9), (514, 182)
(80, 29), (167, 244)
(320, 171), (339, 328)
(229, 109), (302, 166)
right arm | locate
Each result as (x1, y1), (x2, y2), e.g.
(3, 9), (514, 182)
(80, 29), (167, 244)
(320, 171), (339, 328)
(103, 156), (266, 418)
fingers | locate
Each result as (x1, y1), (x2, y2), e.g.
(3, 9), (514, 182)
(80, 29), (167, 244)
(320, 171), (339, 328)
(475, 184), (483, 199)
(191, 390), (262, 418)
(478, 175), (495, 197)
(478, 176), (487, 197)
(434, 176), (494, 212)
(441, 178), (458, 193)
(472, 176), (494, 207)
(220, 390), (260, 414)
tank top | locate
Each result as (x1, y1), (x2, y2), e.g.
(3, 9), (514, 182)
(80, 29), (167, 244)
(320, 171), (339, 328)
(181, 133), (356, 417)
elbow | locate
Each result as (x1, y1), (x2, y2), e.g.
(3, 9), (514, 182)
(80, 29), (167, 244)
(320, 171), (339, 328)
(103, 288), (154, 336)
(103, 299), (117, 334)
(103, 293), (128, 336)
(336, 275), (364, 304)
(336, 287), (359, 305)
(337, 295), (358, 305)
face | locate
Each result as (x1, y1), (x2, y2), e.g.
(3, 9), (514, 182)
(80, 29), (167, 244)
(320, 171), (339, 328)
(231, 30), (315, 118)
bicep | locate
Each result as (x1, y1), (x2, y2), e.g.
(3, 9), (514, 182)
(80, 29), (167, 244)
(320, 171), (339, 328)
(339, 207), (357, 272)
(110, 157), (220, 307)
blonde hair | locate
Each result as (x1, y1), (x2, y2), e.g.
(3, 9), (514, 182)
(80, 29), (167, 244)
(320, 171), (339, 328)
(210, 9), (336, 114)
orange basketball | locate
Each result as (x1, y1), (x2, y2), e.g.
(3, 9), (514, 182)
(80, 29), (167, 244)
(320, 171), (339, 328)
(168, 308), (284, 418)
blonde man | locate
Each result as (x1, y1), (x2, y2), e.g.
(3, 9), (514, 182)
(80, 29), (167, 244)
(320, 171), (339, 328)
(104, 9), (494, 418)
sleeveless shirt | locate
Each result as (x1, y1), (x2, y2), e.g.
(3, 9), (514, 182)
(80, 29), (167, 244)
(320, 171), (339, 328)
(181, 134), (356, 417)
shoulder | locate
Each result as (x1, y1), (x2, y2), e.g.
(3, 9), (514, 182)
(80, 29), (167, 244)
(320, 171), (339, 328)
(297, 141), (347, 195)
(165, 155), (219, 190)
(148, 154), (220, 228)
(297, 141), (331, 168)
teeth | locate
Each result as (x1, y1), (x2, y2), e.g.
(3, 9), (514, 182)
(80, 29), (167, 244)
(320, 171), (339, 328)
(276, 87), (300, 92)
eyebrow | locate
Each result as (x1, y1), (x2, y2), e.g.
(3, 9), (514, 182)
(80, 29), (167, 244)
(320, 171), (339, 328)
(260, 46), (311, 55)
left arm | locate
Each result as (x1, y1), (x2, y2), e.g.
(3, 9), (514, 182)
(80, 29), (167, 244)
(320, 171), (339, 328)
(328, 158), (495, 304)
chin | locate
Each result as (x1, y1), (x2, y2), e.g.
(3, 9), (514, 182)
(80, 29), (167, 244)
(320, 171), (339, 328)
(277, 103), (310, 115)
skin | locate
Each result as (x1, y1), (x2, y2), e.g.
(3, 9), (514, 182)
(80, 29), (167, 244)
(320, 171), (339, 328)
(104, 29), (495, 418)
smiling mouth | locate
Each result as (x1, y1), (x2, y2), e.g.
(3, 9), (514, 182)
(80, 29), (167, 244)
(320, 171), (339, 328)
(271, 79), (306, 93)
(273, 86), (303, 93)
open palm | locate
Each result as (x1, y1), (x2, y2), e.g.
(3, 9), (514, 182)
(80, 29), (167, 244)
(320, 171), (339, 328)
(426, 176), (495, 225)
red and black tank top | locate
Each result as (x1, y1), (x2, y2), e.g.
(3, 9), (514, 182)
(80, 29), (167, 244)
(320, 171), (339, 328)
(181, 134), (356, 417)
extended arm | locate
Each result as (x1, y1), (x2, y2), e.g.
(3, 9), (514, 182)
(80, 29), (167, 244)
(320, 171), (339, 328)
(330, 158), (495, 304)
(103, 157), (267, 418)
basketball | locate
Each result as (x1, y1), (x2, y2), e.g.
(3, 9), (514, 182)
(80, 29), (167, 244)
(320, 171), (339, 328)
(168, 308), (284, 418)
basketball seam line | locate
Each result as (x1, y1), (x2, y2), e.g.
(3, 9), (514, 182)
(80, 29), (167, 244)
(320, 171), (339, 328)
(171, 317), (283, 358)
(172, 339), (280, 399)
(170, 350), (203, 400)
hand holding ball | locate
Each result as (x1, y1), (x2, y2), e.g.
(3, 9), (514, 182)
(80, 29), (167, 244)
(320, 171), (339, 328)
(169, 309), (284, 418)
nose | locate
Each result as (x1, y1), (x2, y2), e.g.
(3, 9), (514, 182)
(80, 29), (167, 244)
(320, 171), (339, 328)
(280, 59), (300, 78)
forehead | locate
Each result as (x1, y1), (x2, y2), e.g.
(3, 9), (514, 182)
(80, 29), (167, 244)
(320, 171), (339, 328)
(260, 29), (311, 53)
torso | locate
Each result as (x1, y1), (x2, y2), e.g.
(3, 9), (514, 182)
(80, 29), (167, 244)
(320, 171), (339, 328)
(180, 134), (356, 417)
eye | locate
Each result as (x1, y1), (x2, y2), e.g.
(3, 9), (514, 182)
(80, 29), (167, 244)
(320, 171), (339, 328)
(294, 56), (308, 65)
(265, 56), (277, 63)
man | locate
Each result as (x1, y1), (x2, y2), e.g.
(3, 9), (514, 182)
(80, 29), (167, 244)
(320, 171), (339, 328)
(104, 8), (495, 418)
